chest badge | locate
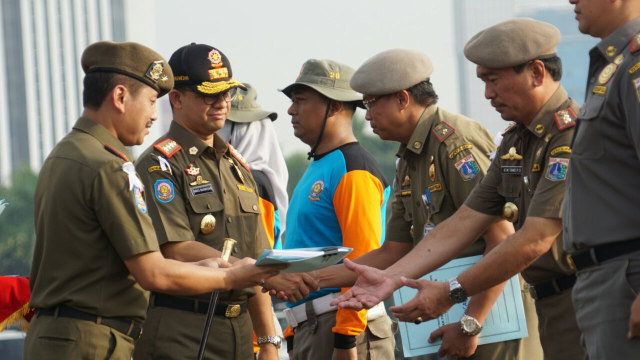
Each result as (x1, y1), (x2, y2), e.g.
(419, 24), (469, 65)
(200, 214), (216, 234)
(500, 147), (523, 161)
(189, 146), (198, 155)
(503, 202), (518, 223)
(429, 156), (436, 182)
(308, 180), (324, 201)
(401, 175), (411, 187)
(185, 163), (200, 176)
(598, 62), (618, 85)
(190, 175), (210, 186)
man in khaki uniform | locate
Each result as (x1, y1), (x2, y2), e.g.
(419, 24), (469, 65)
(269, 49), (541, 359)
(24, 41), (281, 360)
(334, 19), (584, 360)
(133, 43), (280, 360)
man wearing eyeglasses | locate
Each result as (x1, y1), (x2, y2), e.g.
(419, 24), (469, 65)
(133, 43), (280, 360)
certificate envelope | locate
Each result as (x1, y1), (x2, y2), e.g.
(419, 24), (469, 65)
(255, 246), (352, 273)
(392, 255), (528, 357)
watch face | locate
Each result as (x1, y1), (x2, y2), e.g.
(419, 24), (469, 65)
(449, 288), (467, 303)
(462, 318), (476, 332)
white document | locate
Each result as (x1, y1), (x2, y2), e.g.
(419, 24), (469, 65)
(255, 246), (352, 273)
(393, 255), (528, 357)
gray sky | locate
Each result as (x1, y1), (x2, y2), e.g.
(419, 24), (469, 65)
(127, 0), (460, 155)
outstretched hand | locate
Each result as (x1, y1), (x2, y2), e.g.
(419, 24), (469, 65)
(389, 277), (453, 322)
(330, 259), (398, 310)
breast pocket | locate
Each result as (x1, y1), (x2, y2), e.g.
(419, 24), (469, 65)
(573, 95), (605, 159)
(187, 192), (224, 240)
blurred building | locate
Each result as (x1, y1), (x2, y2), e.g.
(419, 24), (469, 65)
(454, 0), (597, 137)
(0, 0), (126, 185)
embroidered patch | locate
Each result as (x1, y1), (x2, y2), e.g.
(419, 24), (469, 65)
(553, 108), (577, 130)
(308, 180), (324, 201)
(400, 190), (412, 197)
(634, 77), (640, 103)
(148, 165), (171, 174)
(145, 61), (165, 83)
(630, 62), (640, 74)
(448, 144), (473, 159)
(154, 138), (181, 158)
(428, 183), (443, 192)
(134, 186), (147, 213)
(545, 158), (569, 181)
(550, 146), (571, 156)
(237, 184), (254, 193)
(154, 179), (175, 203)
(209, 67), (229, 80)
(454, 154), (479, 181)
(190, 184), (214, 197)
(592, 86), (607, 95)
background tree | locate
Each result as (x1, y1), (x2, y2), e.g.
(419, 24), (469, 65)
(0, 167), (37, 276)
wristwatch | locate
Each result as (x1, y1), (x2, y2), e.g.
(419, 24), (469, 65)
(448, 277), (468, 303)
(460, 314), (483, 336)
(256, 335), (282, 349)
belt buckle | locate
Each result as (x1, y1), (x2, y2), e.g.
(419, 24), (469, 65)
(225, 304), (241, 318)
(527, 284), (538, 300)
(566, 254), (577, 271)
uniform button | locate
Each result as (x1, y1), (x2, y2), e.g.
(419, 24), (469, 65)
(227, 217), (232, 223)
(252, 205), (258, 211)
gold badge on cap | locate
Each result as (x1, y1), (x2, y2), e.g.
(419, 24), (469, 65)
(189, 146), (198, 155)
(598, 63), (618, 85)
(606, 45), (617, 57)
(500, 147), (523, 161)
(503, 202), (519, 223)
(208, 49), (223, 68)
(145, 61), (165, 83)
(200, 214), (216, 234)
(535, 124), (544, 134)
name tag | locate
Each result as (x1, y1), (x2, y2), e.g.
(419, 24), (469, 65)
(501, 166), (522, 175)
(190, 184), (214, 196)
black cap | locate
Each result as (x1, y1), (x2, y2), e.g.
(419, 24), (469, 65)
(169, 43), (246, 96)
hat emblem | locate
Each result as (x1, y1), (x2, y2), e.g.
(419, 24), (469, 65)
(208, 49), (223, 68)
(145, 61), (165, 83)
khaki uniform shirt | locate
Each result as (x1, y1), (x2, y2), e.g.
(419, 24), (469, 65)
(466, 87), (578, 284)
(135, 121), (269, 303)
(564, 18), (640, 251)
(386, 106), (495, 258)
(30, 117), (159, 321)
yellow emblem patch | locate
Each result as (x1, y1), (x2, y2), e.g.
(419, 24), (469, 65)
(532, 164), (541, 172)
(630, 62), (640, 74)
(592, 85), (607, 95)
(606, 45), (617, 57)
(401, 190), (412, 197)
(535, 124), (544, 134)
(448, 144), (473, 159)
(237, 184), (254, 193)
(550, 146), (571, 156)
(147, 165), (170, 174)
(208, 67), (229, 80)
(428, 183), (443, 192)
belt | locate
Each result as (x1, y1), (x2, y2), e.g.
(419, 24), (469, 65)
(568, 238), (640, 271)
(37, 306), (143, 341)
(151, 293), (246, 318)
(527, 274), (576, 300)
(284, 293), (386, 328)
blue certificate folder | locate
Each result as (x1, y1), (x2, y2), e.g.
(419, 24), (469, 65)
(393, 255), (528, 357)
(255, 246), (352, 273)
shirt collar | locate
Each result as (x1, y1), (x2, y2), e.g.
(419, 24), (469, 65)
(596, 17), (640, 60)
(524, 86), (568, 137)
(403, 105), (438, 156)
(168, 121), (229, 159)
(73, 117), (134, 161)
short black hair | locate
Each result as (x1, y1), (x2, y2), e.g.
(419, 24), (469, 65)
(513, 56), (562, 81)
(82, 72), (145, 109)
(406, 79), (438, 107)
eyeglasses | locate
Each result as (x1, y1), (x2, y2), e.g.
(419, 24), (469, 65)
(181, 87), (238, 105)
(362, 97), (379, 110)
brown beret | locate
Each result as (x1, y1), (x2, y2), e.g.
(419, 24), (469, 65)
(81, 41), (174, 97)
(464, 18), (561, 68)
(350, 49), (433, 96)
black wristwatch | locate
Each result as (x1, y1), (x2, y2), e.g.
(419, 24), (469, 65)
(448, 277), (468, 303)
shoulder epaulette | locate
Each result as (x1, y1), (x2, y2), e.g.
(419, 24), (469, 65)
(431, 121), (455, 142)
(104, 144), (129, 162)
(501, 122), (517, 135)
(554, 108), (577, 131)
(228, 143), (250, 171)
(630, 33), (640, 54)
(154, 138), (181, 158)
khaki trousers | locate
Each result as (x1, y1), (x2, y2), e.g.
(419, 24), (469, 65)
(24, 314), (134, 360)
(534, 286), (585, 360)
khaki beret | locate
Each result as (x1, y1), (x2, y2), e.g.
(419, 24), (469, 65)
(280, 59), (362, 103)
(350, 49), (433, 96)
(464, 18), (561, 68)
(228, 83), (277, 123)
(169, 43), (246, 96)
(81, 41), (173, 97)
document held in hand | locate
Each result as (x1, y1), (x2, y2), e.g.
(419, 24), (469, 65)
(393, 255), (528, 357)
(255, 246), (352, 273)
